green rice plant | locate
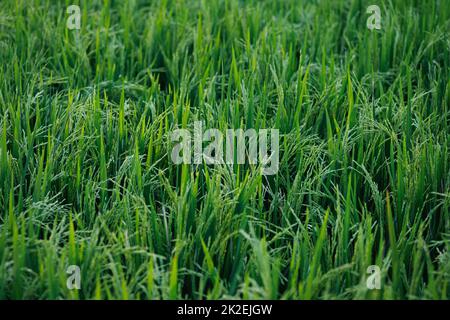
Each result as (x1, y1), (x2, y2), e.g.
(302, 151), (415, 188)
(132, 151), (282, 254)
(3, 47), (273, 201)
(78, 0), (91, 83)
(0, 0), (448, 300)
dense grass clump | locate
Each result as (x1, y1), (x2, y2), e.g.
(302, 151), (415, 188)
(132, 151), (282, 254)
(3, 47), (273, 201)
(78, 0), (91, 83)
(0, 0), (449, 299)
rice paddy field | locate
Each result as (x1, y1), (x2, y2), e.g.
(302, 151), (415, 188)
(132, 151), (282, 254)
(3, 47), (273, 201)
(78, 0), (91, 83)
(0, 0), (449, 300)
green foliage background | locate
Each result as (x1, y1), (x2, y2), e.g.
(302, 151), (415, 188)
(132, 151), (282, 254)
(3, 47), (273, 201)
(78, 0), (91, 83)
(0, 0), (449, 299)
